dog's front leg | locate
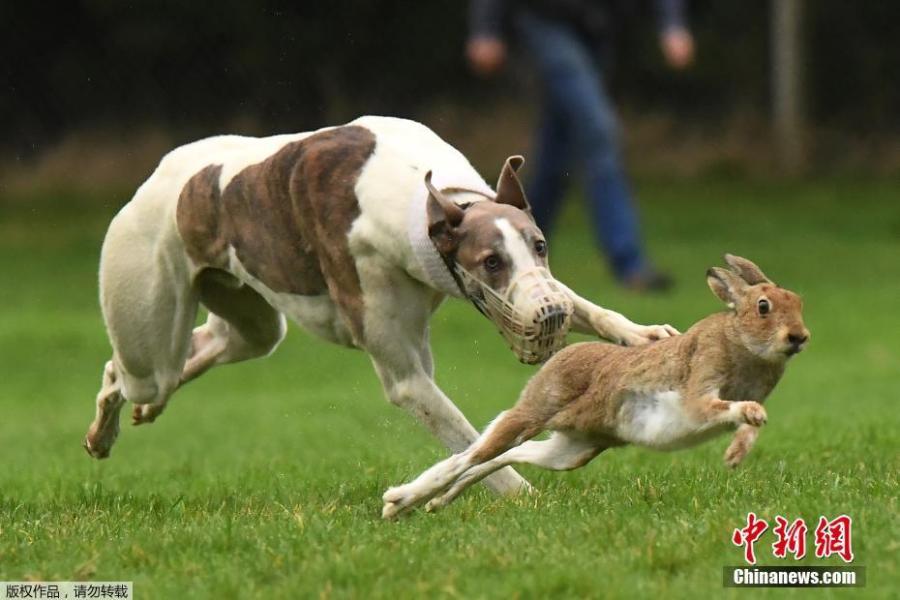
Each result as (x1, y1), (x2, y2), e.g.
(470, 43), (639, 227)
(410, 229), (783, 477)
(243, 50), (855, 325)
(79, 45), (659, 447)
(370, 352), (530, 496)
(556, 282), (679, 345)
(360, 263), (529, 496)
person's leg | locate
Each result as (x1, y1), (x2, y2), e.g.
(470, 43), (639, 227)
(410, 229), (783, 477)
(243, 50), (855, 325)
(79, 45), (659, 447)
(571, 70), (647, 282)
(513, 12), (578, 237)
(526, 99), (572, 234)
(515, 13), (665, 286)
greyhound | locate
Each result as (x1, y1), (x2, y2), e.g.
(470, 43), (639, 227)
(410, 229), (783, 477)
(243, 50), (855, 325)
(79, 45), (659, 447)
(84, 116), (677, 495)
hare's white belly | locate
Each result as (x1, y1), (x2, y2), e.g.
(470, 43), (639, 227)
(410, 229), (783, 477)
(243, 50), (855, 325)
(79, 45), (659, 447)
(616, 390), (728, 451)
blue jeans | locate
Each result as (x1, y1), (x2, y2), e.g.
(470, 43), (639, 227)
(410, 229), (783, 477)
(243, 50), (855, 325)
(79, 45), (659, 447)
(515, 11), (647, 280)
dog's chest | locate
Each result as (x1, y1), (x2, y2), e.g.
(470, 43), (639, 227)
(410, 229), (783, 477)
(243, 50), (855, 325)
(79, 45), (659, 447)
(615, 390), (728, 451)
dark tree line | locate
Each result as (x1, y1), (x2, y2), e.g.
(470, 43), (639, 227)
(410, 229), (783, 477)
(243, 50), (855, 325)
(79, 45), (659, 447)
(3, 1), (897, 155)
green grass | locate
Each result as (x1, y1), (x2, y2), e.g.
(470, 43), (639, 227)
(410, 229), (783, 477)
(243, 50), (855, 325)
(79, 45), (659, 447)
(0, 178), (897, 598)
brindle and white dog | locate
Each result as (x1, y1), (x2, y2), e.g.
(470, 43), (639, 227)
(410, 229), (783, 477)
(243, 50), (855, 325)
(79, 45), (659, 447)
(84, 116), (677, 495)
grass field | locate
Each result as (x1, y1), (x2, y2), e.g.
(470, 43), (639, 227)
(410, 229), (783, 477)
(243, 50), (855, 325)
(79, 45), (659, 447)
(0, 177), (897, 598)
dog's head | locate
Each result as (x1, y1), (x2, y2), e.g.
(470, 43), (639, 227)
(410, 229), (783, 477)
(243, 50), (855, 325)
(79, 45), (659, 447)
(426, 156), (573, 364)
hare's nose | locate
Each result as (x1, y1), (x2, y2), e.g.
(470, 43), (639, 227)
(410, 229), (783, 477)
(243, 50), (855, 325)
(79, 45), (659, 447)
(788, 333), (808, 346)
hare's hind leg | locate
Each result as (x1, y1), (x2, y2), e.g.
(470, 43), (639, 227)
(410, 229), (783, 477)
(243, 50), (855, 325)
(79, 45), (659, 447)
(425, 432), (605, 512)
(382, 408), (545, 519)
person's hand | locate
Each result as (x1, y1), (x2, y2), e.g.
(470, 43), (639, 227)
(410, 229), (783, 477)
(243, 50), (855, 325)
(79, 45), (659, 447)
(466, 36), (507, 77)
(660, 28), (694, 69)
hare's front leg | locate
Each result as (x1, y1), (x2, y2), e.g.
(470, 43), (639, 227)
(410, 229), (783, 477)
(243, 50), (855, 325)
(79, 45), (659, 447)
(686, 396), (768, 430)
(730, 401), (768, 427)
(686, 396), (766, 467)
(724, 424), (760, 468)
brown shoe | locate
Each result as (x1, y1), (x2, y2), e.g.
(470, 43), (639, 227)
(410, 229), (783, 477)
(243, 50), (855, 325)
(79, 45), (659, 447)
(621, 268), (674, 293)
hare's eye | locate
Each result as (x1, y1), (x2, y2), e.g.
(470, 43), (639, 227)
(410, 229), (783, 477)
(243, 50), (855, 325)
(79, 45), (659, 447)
(758, 298), (771, 315)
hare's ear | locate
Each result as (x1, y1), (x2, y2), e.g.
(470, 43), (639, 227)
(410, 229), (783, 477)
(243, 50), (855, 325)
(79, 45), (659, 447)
(707, 267), (747, 308)
(425, 171), (465, 254)
(494, 155), (531, 213)
(725, 254), (773, 285)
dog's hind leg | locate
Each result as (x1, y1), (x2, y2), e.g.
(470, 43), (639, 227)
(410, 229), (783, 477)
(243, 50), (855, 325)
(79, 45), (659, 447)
(83, 360), (126, 458)
(132, 269), (286, 425)
(85, 207), (199, 456)
(178, 268), (286, 385)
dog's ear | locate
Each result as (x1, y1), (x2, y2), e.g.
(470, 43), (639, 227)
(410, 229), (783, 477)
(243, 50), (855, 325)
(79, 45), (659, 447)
(724, 254), (774, 285)
(494, 155), (531, 213)
(425, 171), (465, 254)
(707, 266), (747, 308)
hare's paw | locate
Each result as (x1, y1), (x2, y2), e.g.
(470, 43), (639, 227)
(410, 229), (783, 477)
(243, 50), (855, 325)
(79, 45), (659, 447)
(381, 484), (424, 520)
(724, 438), (750, 468)
(381, 487), (407, 520)
(424, 495), (450, 513)
(737, 402), (767, 427)
(382, 500), (403, 520)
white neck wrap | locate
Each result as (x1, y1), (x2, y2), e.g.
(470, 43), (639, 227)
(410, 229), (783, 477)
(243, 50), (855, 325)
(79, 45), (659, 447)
(406, 171), (495, 298)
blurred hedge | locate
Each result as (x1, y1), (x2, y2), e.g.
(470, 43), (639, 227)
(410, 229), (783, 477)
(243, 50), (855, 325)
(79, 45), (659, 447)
(3, 1), (897, 155)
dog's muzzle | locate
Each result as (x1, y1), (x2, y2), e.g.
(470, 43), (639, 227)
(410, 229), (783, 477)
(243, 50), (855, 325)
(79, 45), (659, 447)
(455, 266), (574, 364)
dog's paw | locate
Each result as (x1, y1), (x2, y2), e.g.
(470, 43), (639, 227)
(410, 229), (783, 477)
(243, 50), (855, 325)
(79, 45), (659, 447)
(738, 402), (767, 427)
(132, 403), (163, 426)
(82, 435), (110, 460)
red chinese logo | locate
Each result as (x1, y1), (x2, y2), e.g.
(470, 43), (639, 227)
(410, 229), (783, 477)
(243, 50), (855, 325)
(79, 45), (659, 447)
(814, 515), (854, 563)
(733, 513), (854, 564)
(772, 516), (807, 559)
(732, 512), (769, 564)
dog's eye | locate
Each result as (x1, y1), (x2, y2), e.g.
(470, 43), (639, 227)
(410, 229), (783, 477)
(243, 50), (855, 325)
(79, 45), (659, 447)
(484, 254), (502, 273)
(534, 240), (547, 257)
(758, 298), (771, 315)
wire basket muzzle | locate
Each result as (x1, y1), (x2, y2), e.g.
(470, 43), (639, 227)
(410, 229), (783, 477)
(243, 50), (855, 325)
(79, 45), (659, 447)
(456, 266), (574, 364)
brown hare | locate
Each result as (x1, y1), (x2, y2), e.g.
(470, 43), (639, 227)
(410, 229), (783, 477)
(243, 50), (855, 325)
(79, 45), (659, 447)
(383, 254), (810, 518)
